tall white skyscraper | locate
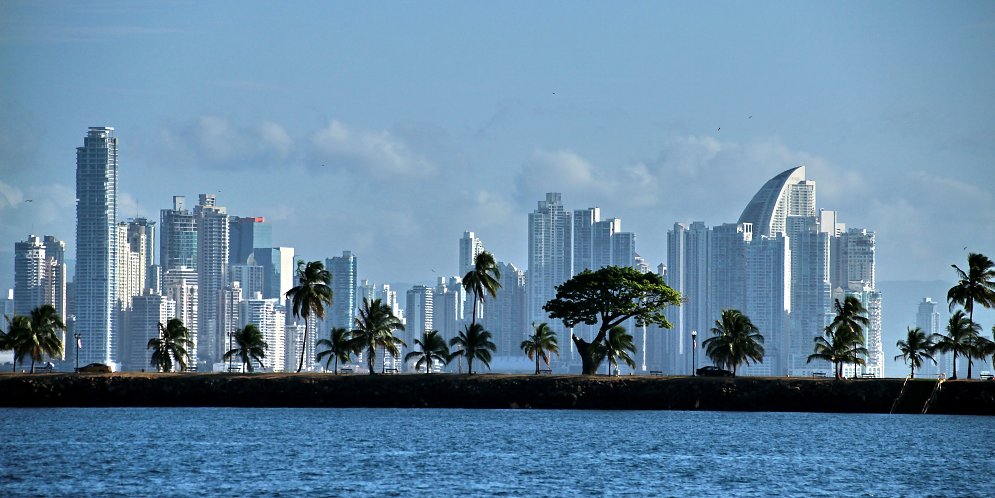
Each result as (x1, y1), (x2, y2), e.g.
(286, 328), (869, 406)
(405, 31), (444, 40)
(195, 194), (229, 367)
(916, 297), (945, 378)
(160, 196), (197, 273)
(239, 293), (285, 372)
(528, 193), (572, 362)
(164, 267), (198, 370)
(459, 231), (485, 278)
(253, 247), (295, 301)
(14, 235), (67, 320)
(75, 126), (118, 367)
(743, 234), (791, 377)
(404, 285), (433, 372)
(433, 276), (465, 346)
(123, 294), (175, 372)
(483, 262), (527, 359)
(327, 251), (358, 332)
(665, 221), (710, 375)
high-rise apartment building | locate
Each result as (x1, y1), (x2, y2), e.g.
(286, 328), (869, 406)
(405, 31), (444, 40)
(14, 235), (67, 320)
(253, 247), (295, 301)
(123, 294), (175, 372)
(229, 262), (264, 298)
(916, 298), (945, 378)
(327, 251), (358, 332)
(433, 277), (465, 347)
(483, 262), (527, 358)
(664, 222), (710, 375)
(229, 216), (272, 265)
(459, 231), (485, 278)
(405, 285), (433, 371)
(527, 193), (572, 362)
(160, 196), (197, 274)
(163, 267), (198, 370)
(75, 126), (118, 367)
(239, 293), (285, 372)
(195, 194), (229, 368)
(786, 216), (832, 376)
(743, 234), (791, 376)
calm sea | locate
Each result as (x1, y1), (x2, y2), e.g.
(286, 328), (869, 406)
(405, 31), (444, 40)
(0, 408), (991, 497)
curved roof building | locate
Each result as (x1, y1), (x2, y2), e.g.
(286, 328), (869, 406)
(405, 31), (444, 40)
(737, 166), (807, 237)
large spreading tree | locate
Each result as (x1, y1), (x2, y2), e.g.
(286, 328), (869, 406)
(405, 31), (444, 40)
(543, 266), (682, 375)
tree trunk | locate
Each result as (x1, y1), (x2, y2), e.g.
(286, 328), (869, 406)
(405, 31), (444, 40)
(951, 351), (958, 380)
(910, 364), (915, 379)
(30, 357), (35, 374)
(535, 353), (540, 375)
(297, 317), (308, 373)
(334, 356), (338, 375)
(967, 358), (973, 379)
(573, 335), (600, 375)
(467, 356), (474, 375)
(368, 345), (376, 375)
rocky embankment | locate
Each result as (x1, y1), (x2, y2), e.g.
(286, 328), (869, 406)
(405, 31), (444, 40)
(1, 373), (992, 415)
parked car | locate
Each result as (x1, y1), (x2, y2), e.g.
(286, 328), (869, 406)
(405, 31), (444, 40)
(696, 366), (734, 377)
(78, 363), (112, 373)
(36, 362), (56, 372)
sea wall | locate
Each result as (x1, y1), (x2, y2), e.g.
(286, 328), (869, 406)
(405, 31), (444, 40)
(1, 374), (993, 415)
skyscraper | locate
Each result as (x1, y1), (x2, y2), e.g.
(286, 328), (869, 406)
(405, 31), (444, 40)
(665, 221), (710, 375)
(743, 234), (791, 377)
(327, 251), (358, 332)
(405, 285), (433, 372)
(195, 194), (229, 369)
(459, 231), (484, 278)
(75, 127), (118, 367)
(123, 294), (175, 372)
(253, 247), (295, 301)
(14, 235), (66, 320)
(483, 262), (527, 359)
(229, 216), (272, 265)
(527, 193), (572, 363)
(916, 297), (944, 378)
(160, 196), (197, 274)
(239, 293), (285, 372)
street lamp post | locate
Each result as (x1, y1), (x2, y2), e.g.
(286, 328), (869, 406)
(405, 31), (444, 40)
(73, 333), (81, 373)
(691, 330), (697, 376)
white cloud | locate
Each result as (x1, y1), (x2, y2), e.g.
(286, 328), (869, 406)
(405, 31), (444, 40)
(149, 116), (295, 171)
(308, 120), (435, 178)
(0, 181), (24, 210)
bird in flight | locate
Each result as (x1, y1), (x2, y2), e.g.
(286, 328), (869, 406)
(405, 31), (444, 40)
(24, 199), (33, 202)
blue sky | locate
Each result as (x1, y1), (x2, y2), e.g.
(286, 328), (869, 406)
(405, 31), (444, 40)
(2, 1), (994, 298)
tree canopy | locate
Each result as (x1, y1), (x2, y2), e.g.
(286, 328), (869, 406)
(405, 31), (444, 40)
(543, 266), (681, 375)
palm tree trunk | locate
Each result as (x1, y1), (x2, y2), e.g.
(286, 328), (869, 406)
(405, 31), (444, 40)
(297, 317), (308, 373)
(30, 357), (35, 374)
(952, 351), (958, 380)
(535, 353), (540, 375)
(467, 356), (473, 375)
(334, 356), (338, 375)
(910, 364), (915, 379)
(367, 346), (375, 375)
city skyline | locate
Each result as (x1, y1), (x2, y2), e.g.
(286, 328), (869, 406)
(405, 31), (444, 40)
(2, 2), (993, 290)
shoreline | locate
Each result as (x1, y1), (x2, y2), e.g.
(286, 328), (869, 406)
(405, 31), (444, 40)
(1, 373), (993, 415)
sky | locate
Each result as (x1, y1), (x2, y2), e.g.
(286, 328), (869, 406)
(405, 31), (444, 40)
(1, 2), (993, 304)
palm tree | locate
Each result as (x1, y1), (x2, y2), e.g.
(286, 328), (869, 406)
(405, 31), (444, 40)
(21, 305), (66, 373)
(931, 310), (981, 379)
(462, 251), (502, 329)
(4, 315), (32, 372)
(947, 252), (995, 331)
(603, 325), (636, 376)
(316, 327), (356, 374)
(827, 296), (870, 377)
(450, 323), (496, 375)
(0, 320), (14, 372)
(520, 322), (559, 375)
(404, 330), (450, 373)
(351, 298), (405, 375)
(286, 260), (333, 373)
(895, 326), (935, 379)
(808, 324), (868, 380)
(703, 309), (765, 376)
(147, 318), (193, 373)
(223, 324), (268, 373)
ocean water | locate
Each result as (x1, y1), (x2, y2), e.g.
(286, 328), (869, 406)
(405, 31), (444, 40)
(0, 408), (991, 497)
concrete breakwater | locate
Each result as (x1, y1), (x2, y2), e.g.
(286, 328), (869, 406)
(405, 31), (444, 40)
(1, 373), (992, 415)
